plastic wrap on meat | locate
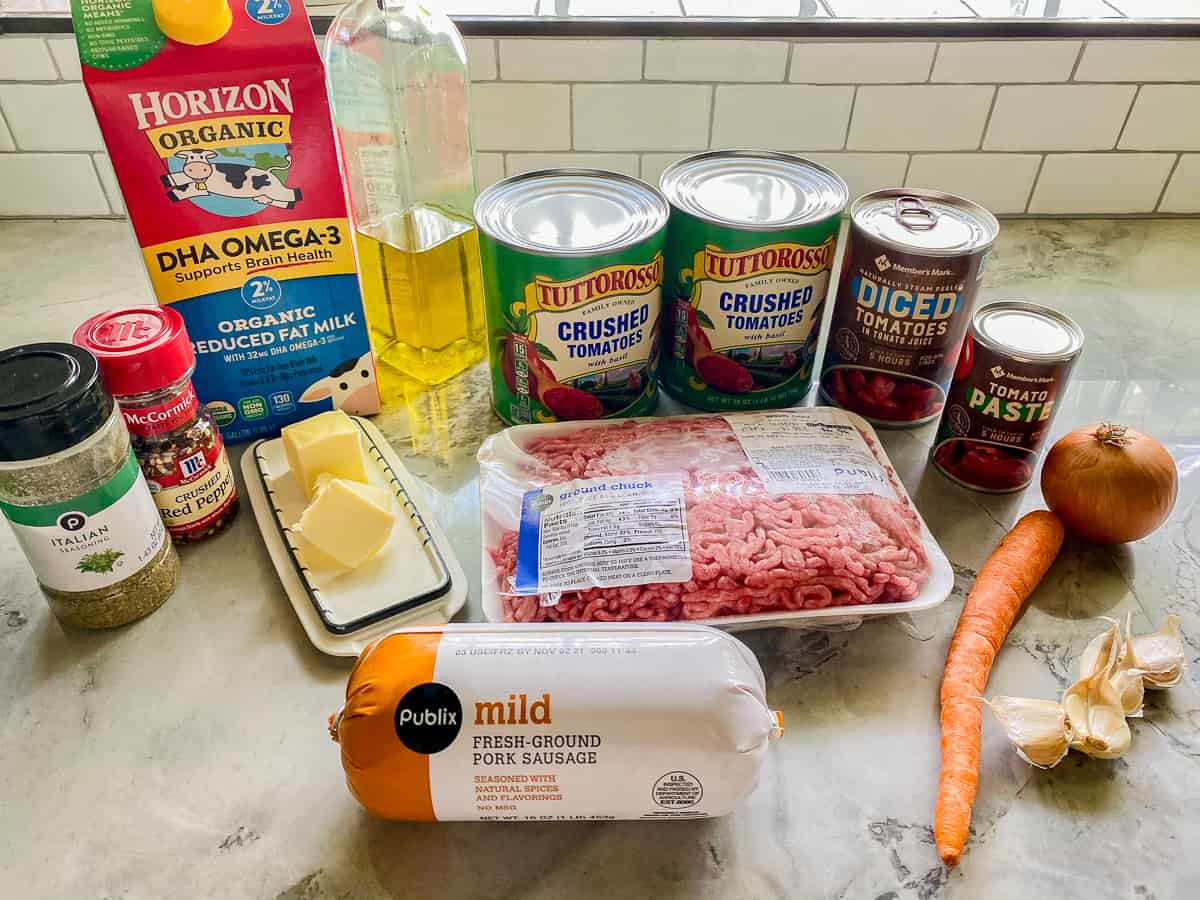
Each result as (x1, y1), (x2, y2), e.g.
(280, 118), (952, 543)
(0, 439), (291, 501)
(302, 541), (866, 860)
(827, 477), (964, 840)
(487, 417), (932, 623)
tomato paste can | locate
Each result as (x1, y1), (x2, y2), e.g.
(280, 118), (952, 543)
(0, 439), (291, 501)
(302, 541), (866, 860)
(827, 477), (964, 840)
(658, 151), (847, 411)
(475, 169), (669, 425)
(820, 189), (999, 427)
(931, 300), (1084, 493)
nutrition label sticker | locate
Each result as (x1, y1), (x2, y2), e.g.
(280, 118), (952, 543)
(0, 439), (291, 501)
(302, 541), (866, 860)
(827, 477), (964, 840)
(724, 409), (898, 499)
(513, 477), (692, 597)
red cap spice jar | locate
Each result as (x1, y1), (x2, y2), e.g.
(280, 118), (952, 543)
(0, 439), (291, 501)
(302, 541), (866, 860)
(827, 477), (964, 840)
(74, 307), (238, 543)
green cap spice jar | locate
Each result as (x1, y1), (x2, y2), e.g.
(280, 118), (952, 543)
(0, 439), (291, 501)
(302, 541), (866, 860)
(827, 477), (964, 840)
(0, 343), (179, 629)
(74, 307), (239, 543)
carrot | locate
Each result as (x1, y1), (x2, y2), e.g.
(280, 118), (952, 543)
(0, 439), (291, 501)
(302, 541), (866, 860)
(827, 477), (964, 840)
(935, 509), (1065, 867)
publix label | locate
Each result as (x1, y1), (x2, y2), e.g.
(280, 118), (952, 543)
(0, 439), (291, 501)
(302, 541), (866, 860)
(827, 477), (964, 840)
(0, 453), (167, 593)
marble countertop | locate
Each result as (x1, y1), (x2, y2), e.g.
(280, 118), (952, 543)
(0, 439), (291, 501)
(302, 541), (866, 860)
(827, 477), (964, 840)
(0, 218), (1197, 900)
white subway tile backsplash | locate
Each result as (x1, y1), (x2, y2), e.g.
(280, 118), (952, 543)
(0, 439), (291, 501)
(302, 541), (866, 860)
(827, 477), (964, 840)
(1029, 154), (1175, 214)
(906, 153), (1040, 214)
(645, 40), (788, 83)
(466, 39), (497, 81)
(848, 86), (992, 151)
(506, 153), (640, 177)
(931, 41), (1081, 84)
(1075, 40), (1200, 83)
(574, 85), (711, 151)
(0, 83), (104, 151)
(1119, 86), (1200, 151)
(802, 153), (909, 199)
(1159, 154), (1200, 213)
(984, 85), (1136, 151)
(712, 85), (852, 150)
(92, 153), (123, 214)
(0, 154), (111, 216)
(0, 38), (59, 81)
(471, 83), (570, 151)
(47, 39), (83, 81)
(789, 42), (935, 84)
(474, 152), (506, 190)
(499, 40), (642, 82)
(640, 152), (705, 186)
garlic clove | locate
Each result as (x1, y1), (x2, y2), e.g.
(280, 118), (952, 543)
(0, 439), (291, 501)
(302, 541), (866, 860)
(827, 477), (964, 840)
(1078, 616), (1144, 717)
(985, 696), (1072, 768)
(1078, 618), (1120, 680)
(1128, 615), (1187, 690)
(1063, 657), (1133, 760)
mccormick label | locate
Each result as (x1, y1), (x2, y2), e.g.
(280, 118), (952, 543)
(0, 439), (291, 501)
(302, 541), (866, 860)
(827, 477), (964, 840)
(72, 0), (379, 441)
(483, 244), (664, 425)
(660, 219), (839, 411)
(932, 305), (1082, 493)
(121, 383), (200, 437)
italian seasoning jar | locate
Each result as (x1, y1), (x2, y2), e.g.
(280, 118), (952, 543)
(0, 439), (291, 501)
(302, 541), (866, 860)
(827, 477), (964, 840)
(74, 307), (238, 543)
(0, 343), (179, 629)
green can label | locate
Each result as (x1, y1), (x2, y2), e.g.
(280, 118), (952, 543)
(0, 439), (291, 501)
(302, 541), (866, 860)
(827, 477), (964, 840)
(660, 212), (840, 410)
(480, 237), (665, 425)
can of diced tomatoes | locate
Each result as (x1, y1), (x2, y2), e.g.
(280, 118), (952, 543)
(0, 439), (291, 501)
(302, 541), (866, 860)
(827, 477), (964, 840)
(475, 169), (670, 425)
(931, 300), (1084, 493)
(658, 151), (847, 411)
(820, 190), (999, 427)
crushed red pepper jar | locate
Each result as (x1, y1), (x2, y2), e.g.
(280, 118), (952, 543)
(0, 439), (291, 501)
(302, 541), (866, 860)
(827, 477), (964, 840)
(74, 307), (239, 543)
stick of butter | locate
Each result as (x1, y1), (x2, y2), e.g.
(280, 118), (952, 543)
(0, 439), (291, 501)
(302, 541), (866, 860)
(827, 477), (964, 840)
(282, 410), (370, 499)
(295, 476), (396, 570)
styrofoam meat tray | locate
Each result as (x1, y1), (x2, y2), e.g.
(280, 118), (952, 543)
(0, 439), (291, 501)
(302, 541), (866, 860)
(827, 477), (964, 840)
(242, 416), (467, 657)
(477, 408), (953, 631)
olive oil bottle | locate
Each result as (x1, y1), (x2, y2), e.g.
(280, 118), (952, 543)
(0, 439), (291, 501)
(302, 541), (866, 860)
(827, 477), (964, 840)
(325, 0), (485, 391)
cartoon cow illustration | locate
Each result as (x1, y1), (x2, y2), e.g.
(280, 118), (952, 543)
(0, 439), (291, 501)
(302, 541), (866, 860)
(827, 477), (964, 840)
(299, 352), (378, 414)
(161, 150), (301, 209)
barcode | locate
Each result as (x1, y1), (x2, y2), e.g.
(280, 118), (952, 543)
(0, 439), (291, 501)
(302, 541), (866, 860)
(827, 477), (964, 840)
(766, 468), (822, 481)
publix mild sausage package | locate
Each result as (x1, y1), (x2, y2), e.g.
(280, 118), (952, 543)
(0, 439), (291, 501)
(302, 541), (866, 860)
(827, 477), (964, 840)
(477, 408), (954, 629)
(72, 0), (379, 441)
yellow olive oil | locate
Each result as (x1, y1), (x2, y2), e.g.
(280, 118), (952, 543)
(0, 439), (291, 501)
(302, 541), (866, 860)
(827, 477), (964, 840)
(354, 205), (486, 388)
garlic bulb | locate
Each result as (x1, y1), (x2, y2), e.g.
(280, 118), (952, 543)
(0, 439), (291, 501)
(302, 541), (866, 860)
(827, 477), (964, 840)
(1128, 615), (1187, 689)
(985, 696), (1072, 768)
(1063, 633), (1132, 760)
(1079, 617), (1144, 717)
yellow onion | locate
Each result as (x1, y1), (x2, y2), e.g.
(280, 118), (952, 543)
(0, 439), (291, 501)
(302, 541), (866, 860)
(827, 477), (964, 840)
(1041, 423), (1177, 544)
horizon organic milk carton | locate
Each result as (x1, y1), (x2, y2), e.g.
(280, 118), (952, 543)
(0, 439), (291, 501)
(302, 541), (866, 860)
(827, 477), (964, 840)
(72, 0), (380, 440)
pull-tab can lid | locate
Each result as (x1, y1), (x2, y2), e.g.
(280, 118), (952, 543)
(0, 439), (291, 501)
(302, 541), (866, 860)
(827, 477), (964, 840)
(852, 188), (998, 256)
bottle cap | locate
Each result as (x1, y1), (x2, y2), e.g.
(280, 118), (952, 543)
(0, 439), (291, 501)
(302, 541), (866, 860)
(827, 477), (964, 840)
(0, 343), (115, 462)
(73, 306), (196, 398)
(152, 0), (233, 47)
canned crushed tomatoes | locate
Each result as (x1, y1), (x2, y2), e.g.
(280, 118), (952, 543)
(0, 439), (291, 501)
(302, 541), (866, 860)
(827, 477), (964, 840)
(821, 190), (999, 427)
(931, 300), (1084, 493)
(474, 169), (669, 425)
(658, 151), (847, 411)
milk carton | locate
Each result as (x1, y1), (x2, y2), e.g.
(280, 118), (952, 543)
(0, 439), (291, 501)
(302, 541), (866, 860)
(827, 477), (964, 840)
(72, 0), (379, 440)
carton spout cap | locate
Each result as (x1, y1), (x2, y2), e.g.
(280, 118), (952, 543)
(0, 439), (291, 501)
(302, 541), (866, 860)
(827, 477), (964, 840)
(152, 0), (233, 46)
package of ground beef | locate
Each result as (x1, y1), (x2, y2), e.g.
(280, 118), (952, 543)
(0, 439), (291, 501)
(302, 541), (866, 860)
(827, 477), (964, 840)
(478, 408), (952, 628)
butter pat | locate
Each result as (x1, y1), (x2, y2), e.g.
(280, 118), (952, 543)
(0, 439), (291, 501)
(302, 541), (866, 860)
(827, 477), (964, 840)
(282, 410), (369, 499)
(295, 477), (395, 570)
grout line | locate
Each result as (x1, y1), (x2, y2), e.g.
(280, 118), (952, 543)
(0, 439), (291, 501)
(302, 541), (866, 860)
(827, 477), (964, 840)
(493, 38), (501, 81)
(1024, 153), (1048, 214)
(977, 84), (999, 151)
(901, 153), (913, 186)
(818, 0), (836, 15)
(706, 84), (717, 150)
(926, 42), (939, 83)
(568, 83), (574, 151)
(641, 38), (647, 80)
(785, 40), (796, 83)
(461, 78), (1200, 86)
(1111, 83), (1140, 149)
(1153, 152), (1182, 212)
(86, 152), (114, 215)
(841, 84), (857, 151)
(1101, 0), (1126, 18)
(1068, 38), (1087, 81)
